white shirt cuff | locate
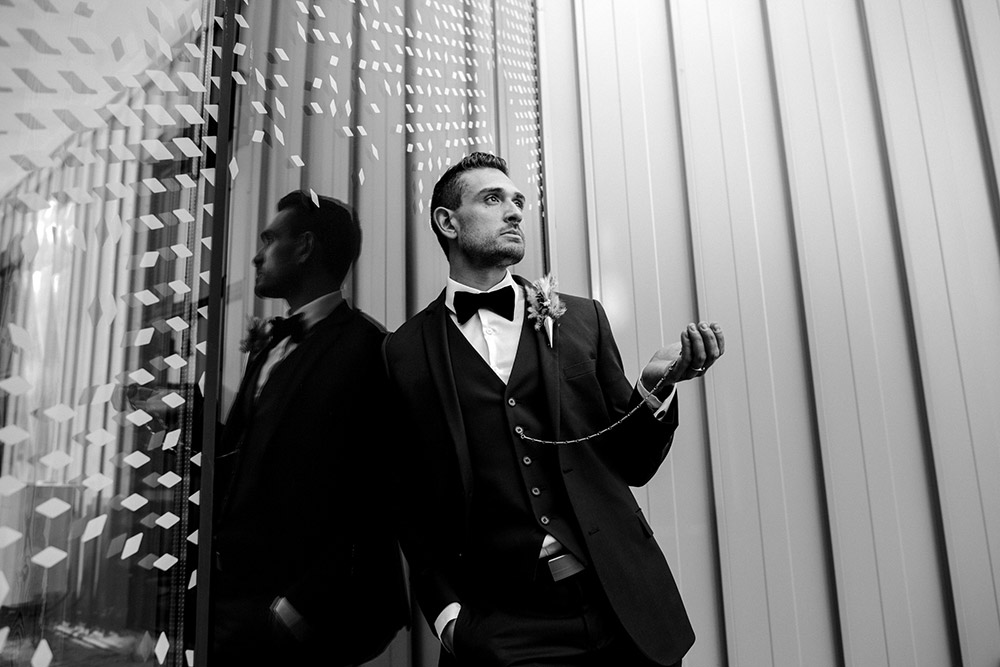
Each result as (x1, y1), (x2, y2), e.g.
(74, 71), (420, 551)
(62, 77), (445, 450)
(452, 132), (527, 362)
(434, 602), (462, 644)
(637, 380), (677, 420)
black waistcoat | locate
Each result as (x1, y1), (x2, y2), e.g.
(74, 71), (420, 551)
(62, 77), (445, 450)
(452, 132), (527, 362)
(447, 312), (588, 589)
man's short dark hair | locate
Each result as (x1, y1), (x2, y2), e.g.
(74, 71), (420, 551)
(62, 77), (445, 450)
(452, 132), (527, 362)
(429, 152), (509, 256)
(277, 190), (362, 285)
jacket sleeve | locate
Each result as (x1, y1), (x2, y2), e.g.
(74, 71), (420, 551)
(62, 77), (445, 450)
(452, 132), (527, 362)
(590, 299), (679, 487)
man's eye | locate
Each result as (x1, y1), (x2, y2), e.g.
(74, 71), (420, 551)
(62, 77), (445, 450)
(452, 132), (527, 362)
(514, 200), (524, 209)
(485, 194), (499, 203)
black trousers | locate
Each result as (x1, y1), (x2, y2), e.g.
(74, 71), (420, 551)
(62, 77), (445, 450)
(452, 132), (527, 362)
(440, 561), (679, 667)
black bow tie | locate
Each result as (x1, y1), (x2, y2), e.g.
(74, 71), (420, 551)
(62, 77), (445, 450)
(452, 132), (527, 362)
(269, 314), (305, 344)
(453, 285), (515, 324)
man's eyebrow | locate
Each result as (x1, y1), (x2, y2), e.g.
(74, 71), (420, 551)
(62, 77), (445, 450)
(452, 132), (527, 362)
(477, 186), (525, 201)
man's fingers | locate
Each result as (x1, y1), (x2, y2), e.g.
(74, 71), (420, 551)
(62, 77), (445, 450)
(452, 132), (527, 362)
(687, 323), (706, 371)
(698, 322), (719, 361)
(666, 329), (691, 381)
(712, 323), (725, 356)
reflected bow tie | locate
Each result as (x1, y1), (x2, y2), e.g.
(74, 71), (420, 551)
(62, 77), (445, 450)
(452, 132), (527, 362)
(269, 314), (305, 344)
(453, 286), (515, 324)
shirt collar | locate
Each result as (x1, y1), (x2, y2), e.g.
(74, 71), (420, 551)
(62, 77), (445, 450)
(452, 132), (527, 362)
(445, 271), (517, 315)
(288, 290), (344, 332)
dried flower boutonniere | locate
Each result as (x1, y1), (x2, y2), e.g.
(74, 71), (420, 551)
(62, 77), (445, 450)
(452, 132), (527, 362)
(239, 316), (270, 355)
(526, 273), (566, 348)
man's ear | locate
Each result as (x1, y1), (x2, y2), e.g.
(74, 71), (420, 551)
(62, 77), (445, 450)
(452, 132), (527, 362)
(432, 207), (459, 240)
(296, 231), (316, 264)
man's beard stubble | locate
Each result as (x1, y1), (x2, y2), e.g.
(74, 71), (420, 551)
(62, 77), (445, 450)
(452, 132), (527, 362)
(459, 233), (525, 270)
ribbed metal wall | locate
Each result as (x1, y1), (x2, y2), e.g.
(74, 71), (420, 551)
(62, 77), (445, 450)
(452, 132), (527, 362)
(538, 0), (1000, 665)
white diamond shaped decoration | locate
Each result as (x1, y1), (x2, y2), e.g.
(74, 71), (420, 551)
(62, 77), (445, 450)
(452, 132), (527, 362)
(134, 290), (159, 305)
(121, 493), (149, 512)
(158, 472), (181, 488)
(31, 638), (52, 667)
(39, 450), (73, 470)
(188, 569), (196, 589)
(190, 452), (202, 467)
(123, 451), (151, 469)
(163, 355), (187, 369)
(7, 324), (30, 350)
(126, 410), (153, 427)
(0, 526), (23, 549)
(81, 515), (107, 542)
(0, 571), (9, 606)
(187, 530), (198, 545)
(130, 369), (155, 385)
(155, 512), (179, 529)
(165, 317), (189, 332)
(86, 429), (115, 447)
(43, 404), (75, 422)
(162, 392), (185, 408)
(0, 376), (31, 395)
(153, 554), (178, 572)
(121, 534), (143, 559)
(35, 497), (71, 519)
(0, 425), (30, 446)
(89, 383), (115, 405)
(163, 430), (181, 450)
(188, 491), (200, 505)
(83, 473), (113, 492)
(155, 631), (170, 663)
(31, 546), (68, 569)
(0, 476), (26, 496)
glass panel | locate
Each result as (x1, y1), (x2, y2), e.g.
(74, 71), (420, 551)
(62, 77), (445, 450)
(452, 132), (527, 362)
(0, 1), (218, 664)
(214, 2), (543, 666)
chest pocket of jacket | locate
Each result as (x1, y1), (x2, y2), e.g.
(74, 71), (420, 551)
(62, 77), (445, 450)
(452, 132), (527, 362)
(563, 358), (596, 379)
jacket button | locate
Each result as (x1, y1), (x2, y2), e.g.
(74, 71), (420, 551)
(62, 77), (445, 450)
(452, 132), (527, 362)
(507, 398), (516, 407)
(515, 425), (524, 435)
(531, 487), (541, 496)
(522, 456), (532, 466)
(540, 515), (550, 525)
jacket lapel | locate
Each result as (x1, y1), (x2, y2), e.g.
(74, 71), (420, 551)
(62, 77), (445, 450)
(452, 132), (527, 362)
(515, 275), (562, 441)
(423, 292), (475, 505)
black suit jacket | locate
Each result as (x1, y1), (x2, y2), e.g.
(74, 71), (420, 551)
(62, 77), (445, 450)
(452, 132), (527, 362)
(214, 303), (407, 665)
(384, 279), (695, 665)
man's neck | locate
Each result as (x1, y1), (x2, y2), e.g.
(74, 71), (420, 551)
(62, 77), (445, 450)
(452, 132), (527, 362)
(284, 280), (342, 312)
(448, 264), (510, 291)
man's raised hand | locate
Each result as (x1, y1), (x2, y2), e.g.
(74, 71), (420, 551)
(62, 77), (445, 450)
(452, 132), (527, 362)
(641, 322), (724, 397)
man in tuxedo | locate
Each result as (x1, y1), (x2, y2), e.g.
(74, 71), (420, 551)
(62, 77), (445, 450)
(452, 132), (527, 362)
(211, 191), (408, 665)
(384, 153), (723, 666)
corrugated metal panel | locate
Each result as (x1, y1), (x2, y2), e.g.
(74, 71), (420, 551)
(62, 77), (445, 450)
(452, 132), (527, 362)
(539, 0), (1000, 664)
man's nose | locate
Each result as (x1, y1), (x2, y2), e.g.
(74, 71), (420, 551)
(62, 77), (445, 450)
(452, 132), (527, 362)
(505, 203), (522, 224)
